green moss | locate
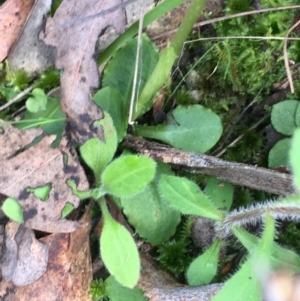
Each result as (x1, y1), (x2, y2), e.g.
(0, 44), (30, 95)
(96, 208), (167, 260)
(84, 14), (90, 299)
(153, 217), (198, 280)
(35, 68), (60, 90)
(90, 279), (108, 301)
(277, 223), (300, 254)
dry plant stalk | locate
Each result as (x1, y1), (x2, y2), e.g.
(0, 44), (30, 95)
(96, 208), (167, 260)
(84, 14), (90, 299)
(122, 135), (295, 196)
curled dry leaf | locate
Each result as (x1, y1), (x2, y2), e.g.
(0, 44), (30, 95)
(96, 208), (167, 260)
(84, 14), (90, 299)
(0, 207), (92, 300)
(0, 121), (89, 233)
(7, 0), (56, 75)
(0, 0), (35, 61)
(41, 0), (126, 144)
(1, 221), (48, 286)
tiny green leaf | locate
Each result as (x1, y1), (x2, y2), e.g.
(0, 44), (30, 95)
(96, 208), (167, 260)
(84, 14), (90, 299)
(159, 175), (224, 221)
(26, 88), (47, 113)
(290, 128), (300, 190)
(134, 105), (222, 153)
(102, 155), (156, 197)
(268, 138), (291, 168)
(80, 112), (117, 184)
(187, 239), (222, 286)
(271, 100), (300, 135)
(105, 276), (147, 301)
(2, 198), (24, 223)
(26, 183), (51, 201)
(13, 97), (65, 146)
(100, 199), (140, 288)
(61, 203), (74, 218)
(205, 177), (233, 213)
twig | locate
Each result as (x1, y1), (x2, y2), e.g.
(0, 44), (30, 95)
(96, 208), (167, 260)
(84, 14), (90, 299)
(143, 284), (224, 301)
(122, 135), (295, 196)
(151, 5), (300, 40)
(215, 113), (269, 158)
(0, 84), (35, 112)
(138, 252), (223, 301)
(184, 36), (300, 44)
(211, 86), (265, 156)
(283, 19), (300, 93)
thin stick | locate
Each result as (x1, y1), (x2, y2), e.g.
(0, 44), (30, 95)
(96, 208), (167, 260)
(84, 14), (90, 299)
(122, 135), (295, 196)
(283, 19), (300, 94)
(211, 86), (264, 156)
(184, 36), (300, 44)
(0, 84), (35, 111)
(151, 5), (300, 40)
(128, 2), (144, 125)
(215, 114), (269, 158)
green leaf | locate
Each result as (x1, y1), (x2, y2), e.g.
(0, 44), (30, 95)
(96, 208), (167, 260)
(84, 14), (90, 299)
(2, 198), (24, 223)
(233, 226), (300, 272)
(80, 112), (117, 184)
(61, 203), (74, 218)
(121, 163), (181, 245)
(268, 138), (291, 168)
(93, 86), (127, 142)
(13, 97), (65, 146)
(134, 105), (222, 153)
(100, 199), (140, 288)
(212, 214), (275, 301)
(102, 34), (158, 121)
(271, 100), (300, 135)
(159, 175), (224, 221)
(290, 128), (300, 190)
(205, 177), (233, 213)
(102, 155), (156, 197)
(105, 276), (147, 301)
(187, 239), (222, 286)
(26, 183), (51, 201)
(15, 97), (65, 133)
(26, 88), (47, 113)
(67, 179), (96, 200)
(296, 104), (300, 126)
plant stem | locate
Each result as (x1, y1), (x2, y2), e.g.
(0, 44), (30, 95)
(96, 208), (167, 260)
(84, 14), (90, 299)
(133, 0), (207, 119)
(98, 197), (110, 219)
(169, 0), (207, 56)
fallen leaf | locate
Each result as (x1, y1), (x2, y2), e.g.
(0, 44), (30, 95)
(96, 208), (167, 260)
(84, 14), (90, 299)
(0, 207), (92, 300)
(7, 0), (56, 75)
(41, 0), (126, 143)
(0, 0), (35, 61)
(1, 221), (48, 286)
(0, 121), (89, 233)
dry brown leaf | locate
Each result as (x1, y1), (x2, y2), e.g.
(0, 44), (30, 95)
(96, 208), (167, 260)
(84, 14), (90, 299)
(7, 0), (56, 75)
(0, 121), (89, 233)
(41, 0), (126, 144)
(1, 221), (48, 286)
(0, 0), (35, 62)
(0, 209), (92, 300)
